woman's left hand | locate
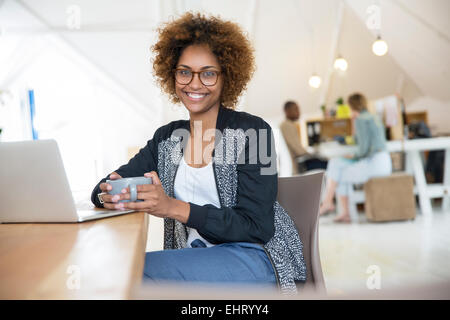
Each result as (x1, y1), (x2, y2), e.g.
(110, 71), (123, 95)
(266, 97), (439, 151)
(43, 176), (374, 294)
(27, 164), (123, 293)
(111, 171), (173, 218)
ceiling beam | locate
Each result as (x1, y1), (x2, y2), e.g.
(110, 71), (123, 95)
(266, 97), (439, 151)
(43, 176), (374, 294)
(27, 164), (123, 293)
(237, 0), (258, 112)
(392, 0), (450, 45)
(320, 0), (345, 108)
(0, 37), (47, 88)
(248, 0), (259, 43)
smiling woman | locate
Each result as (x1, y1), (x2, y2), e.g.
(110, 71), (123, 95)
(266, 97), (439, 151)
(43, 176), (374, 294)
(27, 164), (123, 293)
(91, 12), (307, 294)
(152, 12), (255, 109)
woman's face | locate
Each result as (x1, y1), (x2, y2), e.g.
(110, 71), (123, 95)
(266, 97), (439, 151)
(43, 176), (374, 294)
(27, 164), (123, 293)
(175, 44), (224, 115)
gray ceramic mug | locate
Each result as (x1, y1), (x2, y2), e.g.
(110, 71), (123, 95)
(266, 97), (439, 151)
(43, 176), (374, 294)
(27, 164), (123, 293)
(106, 176), (152, 203)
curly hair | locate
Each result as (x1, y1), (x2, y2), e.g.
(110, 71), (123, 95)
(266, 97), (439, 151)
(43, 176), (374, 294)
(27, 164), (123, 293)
(152, 12), (255, 109)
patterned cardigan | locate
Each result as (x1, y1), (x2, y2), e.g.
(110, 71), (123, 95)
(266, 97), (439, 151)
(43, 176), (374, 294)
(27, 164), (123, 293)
(92, 107), (306, 294)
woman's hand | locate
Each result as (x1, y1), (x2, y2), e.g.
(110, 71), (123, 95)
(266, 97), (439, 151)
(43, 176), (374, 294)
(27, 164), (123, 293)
(98, 172), (123, 209)
(111, 171), (190, 222)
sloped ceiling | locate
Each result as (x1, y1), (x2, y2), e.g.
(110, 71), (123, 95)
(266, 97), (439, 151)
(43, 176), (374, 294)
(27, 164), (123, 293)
(2, 0), (449, 123)
(346, 0), (450, 101)
(325, 3), (423, 110)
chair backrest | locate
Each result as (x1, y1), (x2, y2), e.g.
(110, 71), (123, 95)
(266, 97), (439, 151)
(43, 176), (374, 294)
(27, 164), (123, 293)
(277, 171), (326, 292)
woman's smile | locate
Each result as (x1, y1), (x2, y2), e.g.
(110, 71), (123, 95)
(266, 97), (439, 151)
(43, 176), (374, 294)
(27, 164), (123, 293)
(184, 91), (210, 101)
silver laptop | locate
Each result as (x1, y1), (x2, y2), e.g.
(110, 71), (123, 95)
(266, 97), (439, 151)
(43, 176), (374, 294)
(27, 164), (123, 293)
(0, 139), (134, 223)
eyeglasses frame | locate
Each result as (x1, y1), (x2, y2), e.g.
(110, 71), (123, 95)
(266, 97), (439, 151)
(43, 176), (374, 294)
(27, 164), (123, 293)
(173, 68), (222, 87)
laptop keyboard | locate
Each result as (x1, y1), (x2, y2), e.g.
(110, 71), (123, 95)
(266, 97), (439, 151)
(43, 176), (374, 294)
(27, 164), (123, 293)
(75, 199), (95, 211)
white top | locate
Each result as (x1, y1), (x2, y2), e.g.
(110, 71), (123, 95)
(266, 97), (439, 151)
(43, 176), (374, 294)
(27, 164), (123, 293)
(173, 156), (221, 248)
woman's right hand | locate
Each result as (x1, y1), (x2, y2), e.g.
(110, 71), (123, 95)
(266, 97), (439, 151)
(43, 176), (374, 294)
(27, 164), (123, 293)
(99, 172), (122, 209)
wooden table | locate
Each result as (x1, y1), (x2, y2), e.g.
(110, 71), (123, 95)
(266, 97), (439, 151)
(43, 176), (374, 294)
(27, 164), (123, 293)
(0, 211), (149, 299)
(317, 137), (450, 217)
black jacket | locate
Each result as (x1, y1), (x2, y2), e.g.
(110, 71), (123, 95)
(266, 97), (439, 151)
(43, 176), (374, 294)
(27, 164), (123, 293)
(91, 106), (306, 293)
(92, 106), (277, 244)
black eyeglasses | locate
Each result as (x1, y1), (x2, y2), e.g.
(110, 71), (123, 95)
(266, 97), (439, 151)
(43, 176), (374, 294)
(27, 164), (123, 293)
(174, 68), (221, 86)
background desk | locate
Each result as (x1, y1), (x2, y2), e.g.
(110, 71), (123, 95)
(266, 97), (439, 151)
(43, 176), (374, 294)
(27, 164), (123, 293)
(317, 137), (450, 217)
(0, 211), (148, 299)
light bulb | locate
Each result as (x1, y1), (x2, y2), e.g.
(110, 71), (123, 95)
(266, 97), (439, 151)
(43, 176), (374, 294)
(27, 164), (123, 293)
(334, 57), (348, 71)
(372, 37), (388, 56)
(309, 75), (321, 88)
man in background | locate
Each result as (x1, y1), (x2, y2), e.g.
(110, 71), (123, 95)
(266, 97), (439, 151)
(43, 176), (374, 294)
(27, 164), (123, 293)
(280, 101), (327, 175)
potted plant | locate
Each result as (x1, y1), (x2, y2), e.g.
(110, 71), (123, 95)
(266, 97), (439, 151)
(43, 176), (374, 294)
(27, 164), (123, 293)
(320, 104), (326, 118)
(336, 96), (351, 118)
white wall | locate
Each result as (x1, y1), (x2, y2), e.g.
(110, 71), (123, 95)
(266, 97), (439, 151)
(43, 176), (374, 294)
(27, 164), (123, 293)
(0, 0), (163, 193)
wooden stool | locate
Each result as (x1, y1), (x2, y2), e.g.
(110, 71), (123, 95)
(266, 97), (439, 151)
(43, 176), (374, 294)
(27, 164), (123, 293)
(364, 173), (416, 222)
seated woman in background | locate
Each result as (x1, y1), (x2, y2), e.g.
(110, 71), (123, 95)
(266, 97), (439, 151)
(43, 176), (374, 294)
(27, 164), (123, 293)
(319, 93), (392, 223)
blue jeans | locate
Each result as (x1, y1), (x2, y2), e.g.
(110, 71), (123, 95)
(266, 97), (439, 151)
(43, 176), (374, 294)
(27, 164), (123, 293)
(142, 242), (277, 288)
